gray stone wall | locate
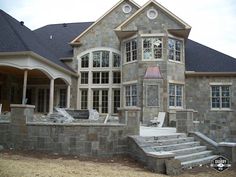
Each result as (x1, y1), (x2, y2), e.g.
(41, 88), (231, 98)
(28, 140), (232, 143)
(70, 76), (78, 109)
(185, 76), (236, 142)
(0, 122), (11, 147)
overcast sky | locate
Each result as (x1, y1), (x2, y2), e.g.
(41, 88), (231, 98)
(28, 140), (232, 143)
(1, 0), (235, 58)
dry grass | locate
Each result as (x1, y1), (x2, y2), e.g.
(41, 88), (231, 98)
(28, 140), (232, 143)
(0, 151), (235, 177)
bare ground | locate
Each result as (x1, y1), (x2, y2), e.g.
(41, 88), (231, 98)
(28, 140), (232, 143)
(0, 150), (235, 177)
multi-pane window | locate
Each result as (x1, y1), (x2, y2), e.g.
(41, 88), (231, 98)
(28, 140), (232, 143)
(125, 39), (137, 62)
(143, 37), (162, 60)
(113, 89), (120, 113)
(81, 90), (88, 110)
(211, 85), (230, 109)
(93, 90), (99, 111)
(102, 90), (108, 113)
(93, 51), (109, 67)
(59, 89), (66, 108)
(113, 53), (121, 67)
(168, 38), (182, 62)
(81, 72), (88, 84)
(169, 84), (183, 108)
(81, 54), (89, 68)
(93, 72), (109, 84)
(125, 85), (137, 106)
(113, 72), (121, 84)
(92, 90), (108, 113)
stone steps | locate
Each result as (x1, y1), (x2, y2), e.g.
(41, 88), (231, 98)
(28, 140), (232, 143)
(170, 146), (207, 156)
(142, 133), (186, 141)
(181, 155), (218, 169)
(153, 141), (200, 151)
(141, 137), (195, 146)
(175, 150), (212, 162)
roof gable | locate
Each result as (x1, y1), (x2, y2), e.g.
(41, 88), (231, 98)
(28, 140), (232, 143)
(70, 0), (140, 44)
(116, 0), (191, 31)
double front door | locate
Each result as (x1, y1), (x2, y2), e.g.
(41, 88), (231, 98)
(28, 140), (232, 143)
(93, 90), (108, 114)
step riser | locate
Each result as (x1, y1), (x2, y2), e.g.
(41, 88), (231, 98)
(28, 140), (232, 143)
(171, 146), (207, 156)
(143, 137), (195, 146)
(176, 151), (213, 162)
(154, 142), (200, 151)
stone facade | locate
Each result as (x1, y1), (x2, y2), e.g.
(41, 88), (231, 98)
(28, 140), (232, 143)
(185, 76), (236, 142)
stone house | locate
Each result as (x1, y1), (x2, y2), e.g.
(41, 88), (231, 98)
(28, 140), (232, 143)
(0, 0), (236, 142)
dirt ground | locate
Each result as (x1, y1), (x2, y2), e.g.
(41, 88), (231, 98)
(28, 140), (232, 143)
(0, 150), (235, 177)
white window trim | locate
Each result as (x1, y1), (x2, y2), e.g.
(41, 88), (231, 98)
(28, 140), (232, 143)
(210, 85), (231, 110)
(168, 83), (184, 109)
(145, 84), (160, 108)
(124, 38), (137, 63)
(124, 84), (137, 107)
(142, 37), (163, 61)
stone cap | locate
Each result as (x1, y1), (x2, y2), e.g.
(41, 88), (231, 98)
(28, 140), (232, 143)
(219, 142), (236, 147)
(118, 107), (141, 111)
(146, 151), (175, 158)
(176, 109), (198, 113)
(10, 104), (35, 109)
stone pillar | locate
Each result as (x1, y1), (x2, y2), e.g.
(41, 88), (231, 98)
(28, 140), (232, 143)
(10, 104), (35, 149)
(22, 70), (28, 104)
(49, 79), (54, 114)
(218, 142), (236, 163)
(66, 85), (71, 109)
(176, 109), (196, 133)
(118, 107), (141, 135)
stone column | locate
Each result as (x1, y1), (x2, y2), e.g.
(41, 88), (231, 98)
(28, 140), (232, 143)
(176, 109), (195, 133)
(22, 70), (28, 104)
(66, 85), (71, 109)
(49, 79), (54, 114)
(118, 107), (141, 135)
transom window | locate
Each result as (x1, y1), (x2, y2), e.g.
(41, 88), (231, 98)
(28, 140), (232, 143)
(143, 37), (162, 60)
(113, 72), (121, 84)
(168, 38), (182, 62)
(211, 85), (230, 109)
(169, 84), (183, 108)
(113, 53), (121, 67)
(93, 51), (109, 67)
(125, 39), (137, 62)
(81, 54), (89, 68)
(125, 85), (137, 106)
(81, 72), (88, 84)
(92, 72), (109, 84)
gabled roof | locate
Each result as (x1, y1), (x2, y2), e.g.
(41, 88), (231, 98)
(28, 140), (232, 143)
(70, 0), (140, 44)
(115, 0), (191, 31)
(185, 39), (236, 72)
(34, 22), (93, 59)
(0, 9), (74, 73)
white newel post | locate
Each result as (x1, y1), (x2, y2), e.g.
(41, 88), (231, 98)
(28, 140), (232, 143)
(49, 78), (54, 114)
(66, 85), (71, 109)
(22, 70), (28, 104)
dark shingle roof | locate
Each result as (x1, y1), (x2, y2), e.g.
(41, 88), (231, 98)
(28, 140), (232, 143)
(186, 39), (236, 72)
(34, 22), (93, 59)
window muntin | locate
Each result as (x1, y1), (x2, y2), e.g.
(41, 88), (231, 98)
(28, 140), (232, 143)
(113, 53), (121, 67)
(81, 54), (89, 68)
(81, 90), (88, 110)
(113, 72), (121, 84)
(113, 89), (120, 113)
(143, 37), (162, 60)
(93, 72), (109, 84)
(168, 38), (182, 62)
(125, 39), (137, 62)
(169, 84), (183, 108)
(125, 85), (137, 106)
(211, 85), (230, 109)
(81, 72), (89, 84)
(93, 51), (109, 67)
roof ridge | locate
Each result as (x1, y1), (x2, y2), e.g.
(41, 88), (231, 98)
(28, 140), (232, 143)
(0, 10), (30, 51)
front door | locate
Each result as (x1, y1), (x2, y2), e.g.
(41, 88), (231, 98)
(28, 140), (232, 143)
(92, 89), (108, 114)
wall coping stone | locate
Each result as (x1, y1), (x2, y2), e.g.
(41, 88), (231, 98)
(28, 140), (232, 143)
(176, 109), (197, 113)
(10, 104), (35, 109)
(219, 142), (236, 147)
(118, 107), (141, 111)
(147, 151), (175, 158)
(27, 122), (126, 127)
(189, 132), (218, 147)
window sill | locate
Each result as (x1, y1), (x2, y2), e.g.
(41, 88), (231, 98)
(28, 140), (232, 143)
(141, 59), (164, 62)
(169, 106), (184, 110)
(123, 60), (138, 65)
(210, 109), (233, 112)
(168, 60), (183, 64)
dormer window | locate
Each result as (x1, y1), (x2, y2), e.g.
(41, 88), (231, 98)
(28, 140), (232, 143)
(143, 37), (162, 60)
(168, 38), (183, 62)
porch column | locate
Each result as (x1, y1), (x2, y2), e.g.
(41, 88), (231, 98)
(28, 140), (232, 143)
(66, 85), (71, 109)
(22, 70), (28, 104)
(49, 78), (54, 114)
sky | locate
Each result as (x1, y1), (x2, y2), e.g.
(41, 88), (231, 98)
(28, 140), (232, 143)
(0, 0), (236, 58)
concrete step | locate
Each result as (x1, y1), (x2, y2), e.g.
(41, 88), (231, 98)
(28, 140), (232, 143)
(170, 146), (207, 156)
(181, 155), (218, 169)
(142, 137), (195, 147)
(142, 133), (187, 141)
(153, 141), (200, 151)
(175, 150), (213, 162)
